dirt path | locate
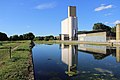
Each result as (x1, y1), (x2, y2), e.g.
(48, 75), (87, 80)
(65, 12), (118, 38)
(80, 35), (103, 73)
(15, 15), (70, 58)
(11, 46), (19, 52)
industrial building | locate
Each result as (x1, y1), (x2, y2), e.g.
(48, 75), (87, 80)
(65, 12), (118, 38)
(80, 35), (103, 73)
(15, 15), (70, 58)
(61, 6), (120, 42)
(78, 31), (107, 42)
(61, 6), (78, 41)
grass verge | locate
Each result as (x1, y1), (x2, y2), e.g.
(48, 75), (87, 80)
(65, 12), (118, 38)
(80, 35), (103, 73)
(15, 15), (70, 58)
(0, 40), (34, 80)
(34, 40), (113, 46)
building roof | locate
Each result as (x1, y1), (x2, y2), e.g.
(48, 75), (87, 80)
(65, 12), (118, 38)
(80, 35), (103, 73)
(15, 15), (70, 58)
(77, 30), (106, 34)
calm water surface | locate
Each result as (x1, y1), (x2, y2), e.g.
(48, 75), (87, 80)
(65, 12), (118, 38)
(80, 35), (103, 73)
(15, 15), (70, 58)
(32, 44), (120, 80)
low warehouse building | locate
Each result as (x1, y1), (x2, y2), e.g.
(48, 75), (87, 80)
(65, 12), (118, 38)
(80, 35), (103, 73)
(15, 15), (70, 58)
(78, 31), (107, 42)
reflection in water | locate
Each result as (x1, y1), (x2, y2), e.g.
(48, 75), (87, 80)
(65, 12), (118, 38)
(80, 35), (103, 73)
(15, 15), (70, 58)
(116, 47), (120, 62)
(33, 44), (120, 80)
(60, 44), (120, 77)
(78, 44), (120, 61)
(78, 44), (107, 54)
(60, 44), (78, 76)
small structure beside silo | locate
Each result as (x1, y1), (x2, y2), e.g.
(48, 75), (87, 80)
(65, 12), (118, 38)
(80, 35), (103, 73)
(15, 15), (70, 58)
(116, 24), (120, 41)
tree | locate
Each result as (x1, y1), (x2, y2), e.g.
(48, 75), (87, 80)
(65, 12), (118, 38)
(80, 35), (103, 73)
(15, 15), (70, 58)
(19, 35), (23, 40)
(93, 23), (111, 31)
(9, 36), (12, 41)
(39, 36), (44, 40)
(11, 35), (19, 41)
(23, 32), (35, 40)
(49, 35), (54, 40)
(44, 36), (49, 41)
(0, 32), (8, 41)
(54, 37), (57, 40)
(111, 26), (116, 33)
(27, 32), (35, 40)
(9, 32), (35, 41)
(23, 34), (28, 40)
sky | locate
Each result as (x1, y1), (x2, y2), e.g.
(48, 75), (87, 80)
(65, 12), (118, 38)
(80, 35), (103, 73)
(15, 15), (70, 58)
(0, 0), (120, 36)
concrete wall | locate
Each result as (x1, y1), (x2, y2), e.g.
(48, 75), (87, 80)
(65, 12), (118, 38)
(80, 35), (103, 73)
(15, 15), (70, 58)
(61, 17), (78, 40)
(78, 32), (106, 42)
(78, 44), (107, 54)
(61, 18), (69, 34)
(61, 44), (78, 66)
(116, 24), (120, 41)
(68, 17), (78, 40)
(116, 47), (120, 62)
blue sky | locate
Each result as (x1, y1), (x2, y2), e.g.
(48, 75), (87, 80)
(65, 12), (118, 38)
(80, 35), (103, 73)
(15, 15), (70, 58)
(0, 0), (120, 36)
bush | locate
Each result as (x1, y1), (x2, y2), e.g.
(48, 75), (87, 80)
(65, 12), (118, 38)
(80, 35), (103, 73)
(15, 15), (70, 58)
(0, 42), (2, 46)
(44, 37), (49, 41)
(0, 32), (8, 41)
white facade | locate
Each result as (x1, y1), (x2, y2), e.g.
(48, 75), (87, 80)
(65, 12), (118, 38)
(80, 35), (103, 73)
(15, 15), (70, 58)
(61, 44), (78, 76)
(61, 18), (69, 35)
(78, 32), (106, 42)
(61, 44), (73, 66)
(61, 6), (78, 41)
(61, 44), (78, 66)
(61, 17), (78, 40)
(78, 44), (107, 54)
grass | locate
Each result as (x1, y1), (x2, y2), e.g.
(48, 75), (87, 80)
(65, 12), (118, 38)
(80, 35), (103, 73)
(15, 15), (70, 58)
(0, 40), (32, 80)
(34, 40), (114, 46)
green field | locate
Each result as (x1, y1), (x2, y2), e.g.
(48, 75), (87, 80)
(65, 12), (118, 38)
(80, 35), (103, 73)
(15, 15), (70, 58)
(0, 41), (33, 80)
(34, 40), (114, 46)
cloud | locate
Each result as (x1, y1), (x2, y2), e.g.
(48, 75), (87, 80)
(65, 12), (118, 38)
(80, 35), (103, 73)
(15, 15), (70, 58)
(113, 20), (120, 24)
(35, 2), (56, 10)
(95, 4), (113, 11)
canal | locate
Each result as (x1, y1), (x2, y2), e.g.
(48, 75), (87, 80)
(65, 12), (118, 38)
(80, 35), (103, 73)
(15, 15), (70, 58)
(32, 44), (120, 80)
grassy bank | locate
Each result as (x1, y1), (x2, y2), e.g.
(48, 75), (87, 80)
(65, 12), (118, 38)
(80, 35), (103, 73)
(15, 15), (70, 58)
(0, 41), (34, 80)
(34, 40), (113, 46)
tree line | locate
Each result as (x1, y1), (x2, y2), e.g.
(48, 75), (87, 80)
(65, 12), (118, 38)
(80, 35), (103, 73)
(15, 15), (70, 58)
(0, 32), (59, 41)
(9, 32), (35, 41)
(78, 23), (116, 37)
(0, 23), (117, 41)
(93, 23), (116, 37)
(0, 32), (35, 41)
(35, 35), (59, 41)
(93, 23), (116, 33)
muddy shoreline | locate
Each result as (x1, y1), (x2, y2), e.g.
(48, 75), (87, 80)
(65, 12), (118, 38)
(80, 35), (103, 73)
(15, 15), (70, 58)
(28, 47), (34, 80)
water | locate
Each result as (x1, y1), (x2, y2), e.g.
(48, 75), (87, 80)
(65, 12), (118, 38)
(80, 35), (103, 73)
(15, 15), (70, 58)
(32, 44), (120, 80)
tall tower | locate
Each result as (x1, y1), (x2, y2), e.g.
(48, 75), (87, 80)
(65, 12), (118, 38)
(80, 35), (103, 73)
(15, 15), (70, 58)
(61, 44), (78, 76)
(68, 6), (76, 17)
(61, 6), (78, 41)
(116, 24), (120, 41)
